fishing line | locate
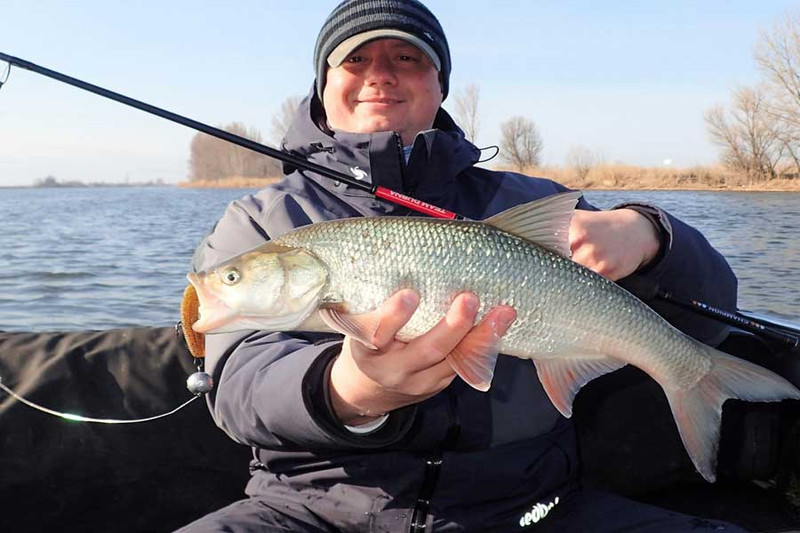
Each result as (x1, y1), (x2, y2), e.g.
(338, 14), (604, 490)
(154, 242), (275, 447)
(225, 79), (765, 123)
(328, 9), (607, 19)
(0, 375), (201, 424)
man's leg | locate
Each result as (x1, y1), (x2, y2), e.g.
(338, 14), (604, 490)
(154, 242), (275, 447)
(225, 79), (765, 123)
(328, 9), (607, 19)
(174, 497), (334, 533)
(524, 489), (749, 533)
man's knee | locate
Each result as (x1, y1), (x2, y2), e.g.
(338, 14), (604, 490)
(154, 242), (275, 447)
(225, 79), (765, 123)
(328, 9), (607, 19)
(174, 498), (330, 533)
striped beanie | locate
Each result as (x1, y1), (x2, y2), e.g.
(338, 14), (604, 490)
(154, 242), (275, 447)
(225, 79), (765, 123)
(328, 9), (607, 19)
(314, 0), (451, 101)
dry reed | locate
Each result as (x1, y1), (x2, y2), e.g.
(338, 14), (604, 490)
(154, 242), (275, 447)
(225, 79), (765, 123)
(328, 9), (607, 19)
(506, 164), (800, 191)
(178, 168), (800, 192)
(177, 176), (282, 189)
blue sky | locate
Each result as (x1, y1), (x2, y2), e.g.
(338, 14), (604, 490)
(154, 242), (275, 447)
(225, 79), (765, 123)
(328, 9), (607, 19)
(0, 0), (796, 186)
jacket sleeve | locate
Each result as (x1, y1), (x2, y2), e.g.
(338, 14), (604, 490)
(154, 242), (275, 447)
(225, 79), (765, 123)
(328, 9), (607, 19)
(612, 202), (738, 346)
(193, 190), (416, 451)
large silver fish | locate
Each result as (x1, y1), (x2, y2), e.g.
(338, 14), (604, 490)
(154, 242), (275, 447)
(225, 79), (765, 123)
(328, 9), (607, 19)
(188, 191), (799, 482)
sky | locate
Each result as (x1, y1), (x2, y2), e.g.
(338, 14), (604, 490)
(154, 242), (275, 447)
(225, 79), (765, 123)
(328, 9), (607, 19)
(0, 0), (796, 186)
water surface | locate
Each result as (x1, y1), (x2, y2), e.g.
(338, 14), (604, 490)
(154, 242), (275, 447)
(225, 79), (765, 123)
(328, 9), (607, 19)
(0, 187), (797, 331)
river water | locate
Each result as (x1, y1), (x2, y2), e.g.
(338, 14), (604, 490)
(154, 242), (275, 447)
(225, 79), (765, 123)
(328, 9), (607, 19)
(0, 187), (797, 331)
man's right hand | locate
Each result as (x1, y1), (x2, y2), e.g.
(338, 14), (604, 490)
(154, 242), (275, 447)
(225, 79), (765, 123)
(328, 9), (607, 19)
(329, 289), (516, 427)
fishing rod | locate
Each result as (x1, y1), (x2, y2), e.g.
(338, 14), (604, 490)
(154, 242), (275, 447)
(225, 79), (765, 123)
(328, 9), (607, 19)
(618, 277), (799, 351)
(0, 52), (461, 221)
(1, 52), (797, 351)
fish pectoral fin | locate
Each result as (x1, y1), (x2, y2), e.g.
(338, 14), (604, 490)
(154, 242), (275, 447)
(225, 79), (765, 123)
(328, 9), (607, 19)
(664, 345), (800, 483)
(484, 191), (582, 258)
(446, 330), (502, 393)
(319, 307), (379, 350)
(534, 355), (626, 418)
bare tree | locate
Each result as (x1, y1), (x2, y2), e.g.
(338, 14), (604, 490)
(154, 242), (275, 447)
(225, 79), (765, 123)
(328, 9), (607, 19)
(755, 10), (800, 175)
(453, 84), (481, 142)
(755, 11), (800, 128)
(775, 127), (800, 176)
(189, 122), (280, 181)
(189, 127), (228, 181)
(499, 116), (543, 171)
(705, 86), (784, 180)
(271, 95), (303, 144)
(565, 145), (597, 180)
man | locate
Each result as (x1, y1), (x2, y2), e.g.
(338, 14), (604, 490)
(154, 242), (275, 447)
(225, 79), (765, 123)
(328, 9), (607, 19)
(179, 1), (744, 531)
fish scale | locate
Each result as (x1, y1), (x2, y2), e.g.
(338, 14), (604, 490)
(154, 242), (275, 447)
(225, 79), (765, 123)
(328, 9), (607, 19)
(274, 216), (706, 384)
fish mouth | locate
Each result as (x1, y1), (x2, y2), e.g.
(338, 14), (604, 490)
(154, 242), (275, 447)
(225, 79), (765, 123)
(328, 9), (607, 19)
(186, 273), (240, 334)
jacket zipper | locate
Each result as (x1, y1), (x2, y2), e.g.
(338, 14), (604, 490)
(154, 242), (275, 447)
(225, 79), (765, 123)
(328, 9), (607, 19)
(408, 390), (461, 532)
(409, 457), (443, 532)
(394, 133), (413, 197)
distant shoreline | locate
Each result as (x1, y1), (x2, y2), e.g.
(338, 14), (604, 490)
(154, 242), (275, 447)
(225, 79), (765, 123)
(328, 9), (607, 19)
(8, 174), (799, 192)
(176, 174), (800, 193)
(2, 178), (171, 190)
(574, 182), (800, 193)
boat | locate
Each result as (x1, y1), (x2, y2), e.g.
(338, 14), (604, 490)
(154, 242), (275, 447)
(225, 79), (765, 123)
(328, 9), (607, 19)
(1, 312), (799, 532)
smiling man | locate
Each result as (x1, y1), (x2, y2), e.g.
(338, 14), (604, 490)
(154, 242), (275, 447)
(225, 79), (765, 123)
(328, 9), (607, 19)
(322, 37), (443, 144)
(178, 1), (745, 532)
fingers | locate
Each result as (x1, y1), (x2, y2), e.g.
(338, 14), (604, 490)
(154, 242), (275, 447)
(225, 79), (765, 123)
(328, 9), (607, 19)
(453, 304), (516, 363)
(351, 288), (516, 375)
(333, 291), (518, 419)
(411, 302), (517, 389)
(407, 292), (480, 363)
(445, 304), (516, 391)
(475, 305), (517, 340)
(571, 245), (616, 279)
(569, 210), (633, 281)
(408, 358), (458, 394)
(569, 210), (609, 274)
(369, 289), (420, 349)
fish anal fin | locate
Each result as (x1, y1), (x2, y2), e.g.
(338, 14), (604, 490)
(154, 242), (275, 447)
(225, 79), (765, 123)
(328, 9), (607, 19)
(446, 328), (502, 392)
(664, 346), (800, 483)
(319, 307), (379, 350)
(484, 191), (582, 258)
(534, 355), (626, 418)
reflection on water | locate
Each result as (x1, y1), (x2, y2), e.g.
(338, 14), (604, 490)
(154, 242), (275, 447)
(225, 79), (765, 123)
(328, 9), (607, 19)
(0, 187), (797, 331)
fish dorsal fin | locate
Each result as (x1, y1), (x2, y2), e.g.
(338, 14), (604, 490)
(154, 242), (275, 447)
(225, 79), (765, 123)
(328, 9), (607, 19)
(484, 191), (582, 258)
(533, 355), (626, 418)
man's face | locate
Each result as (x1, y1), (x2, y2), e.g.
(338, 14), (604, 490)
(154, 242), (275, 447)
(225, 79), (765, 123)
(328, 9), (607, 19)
(322, 38), (443, 146)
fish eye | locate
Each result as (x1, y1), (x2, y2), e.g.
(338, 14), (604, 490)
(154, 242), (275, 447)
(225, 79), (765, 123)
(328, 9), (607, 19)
(221, 268), (241, 286)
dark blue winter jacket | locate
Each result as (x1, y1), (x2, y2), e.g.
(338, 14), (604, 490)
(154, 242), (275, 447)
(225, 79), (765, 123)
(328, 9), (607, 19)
(191, 90), (737, 531)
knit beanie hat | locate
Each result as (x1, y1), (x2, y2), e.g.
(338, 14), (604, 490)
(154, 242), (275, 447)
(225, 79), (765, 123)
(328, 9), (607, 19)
(314, 0), (451, 101)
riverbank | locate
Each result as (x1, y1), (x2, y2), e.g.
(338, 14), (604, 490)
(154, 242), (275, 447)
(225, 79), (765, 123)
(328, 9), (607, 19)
(177, 176), (281, 189)
(526, 164), (800, 192)
(176, 166), (800, 192)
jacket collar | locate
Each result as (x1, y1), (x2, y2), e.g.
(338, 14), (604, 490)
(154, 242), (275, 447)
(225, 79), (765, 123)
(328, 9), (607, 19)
(280, 86), (481, 213)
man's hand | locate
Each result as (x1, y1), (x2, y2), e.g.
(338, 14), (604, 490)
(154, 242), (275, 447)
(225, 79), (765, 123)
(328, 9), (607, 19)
(329, 290), (516, 426)
(569, 208), (661, 281)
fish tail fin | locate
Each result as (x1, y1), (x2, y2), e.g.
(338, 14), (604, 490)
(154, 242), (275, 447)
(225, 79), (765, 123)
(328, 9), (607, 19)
(665, 345), (800, 483)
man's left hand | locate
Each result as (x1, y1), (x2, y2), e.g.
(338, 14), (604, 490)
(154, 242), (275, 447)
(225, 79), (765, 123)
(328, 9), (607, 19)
(569, 208), (661, 281)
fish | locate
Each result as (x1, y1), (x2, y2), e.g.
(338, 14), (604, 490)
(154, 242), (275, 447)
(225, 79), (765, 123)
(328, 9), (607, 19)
(187, 191), (800, 482)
